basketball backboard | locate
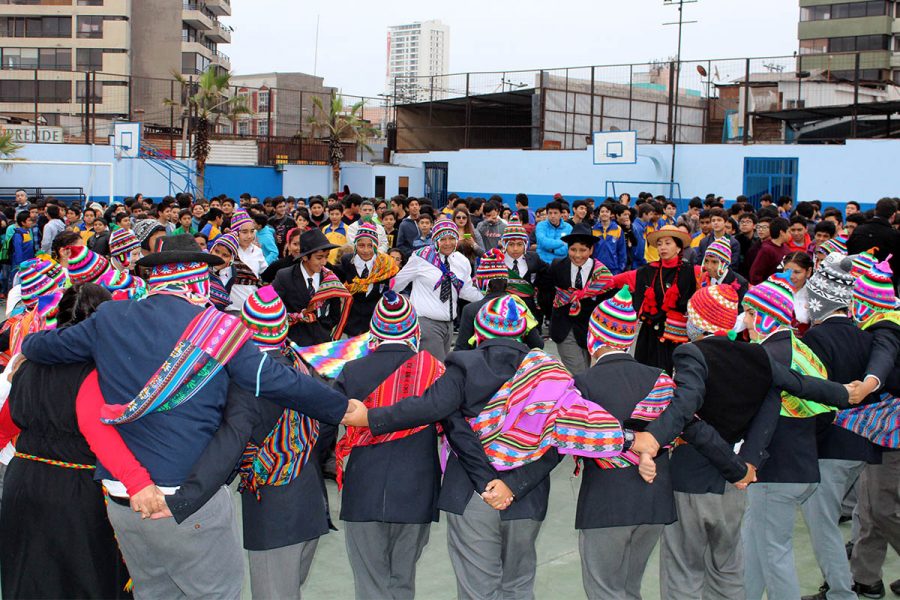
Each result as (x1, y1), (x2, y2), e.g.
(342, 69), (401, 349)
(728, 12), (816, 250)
(113, 122), (141, 159)
(592, 130), (637, 165)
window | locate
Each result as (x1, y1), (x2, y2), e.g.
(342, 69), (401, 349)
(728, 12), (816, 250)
(76, 48), (103, 71)
(258, 90), (268, 112)
(801, 1), (887, 20)
(77, 0), (104, 5)
(237, 120), (249, 135)
(1, 47), (38, 69)
(1, 16), (71, 38)
(76, 79), (102, 102)
(257, 119), (268, 136)
(38, 48), (70, 69)
(398, 176), (410, 197)
(743, 158), (799, 208)
(182, 26), (198, 42)
(0, 79), (70, 102)
(76, 16), (103, 39)
(893, 70), (900, 85)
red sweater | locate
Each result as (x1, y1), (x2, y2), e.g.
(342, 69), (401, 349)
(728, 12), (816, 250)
(748, 240), (789, 285)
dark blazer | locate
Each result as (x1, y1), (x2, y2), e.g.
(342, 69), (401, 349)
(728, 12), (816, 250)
(846, 217), (900, 286)
(368, 338), (561, 521)
(573, 353), (676, 529)
(260, 256), (293, 284)
(511, 251), (550, 320)
(334, 254), (391, 338)
(547, 258), (613, 347)
(455, 291), (544, 351)
(334, 345), (441, 524)
(272, 264), (341, 346)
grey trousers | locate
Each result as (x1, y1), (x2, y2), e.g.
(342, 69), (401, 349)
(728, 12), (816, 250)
(580, 523), (663, 600)
(851, 451), (900, 585)
(800, 459), (866, 600)
(106, 485), (243, 600)
(743, 481), (817, 600)
(248, 538), (319, 600)
(445, 493), (543, 600)
(419, 317), (452, 362)
(659, 487), (746, 600)
(557, 330), (591, 374)
(344, 521), (431, 600)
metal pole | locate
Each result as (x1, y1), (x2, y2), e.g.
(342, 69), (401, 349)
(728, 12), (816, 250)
(266, 88), (273, 165)
(539, 70), (546, 148)
(851, 52), (860, 138)
(564, 68), (570, 148)
(84, 71), (90, 142)
(169, 79), (175, 155)
(627, 64), (633, 131)
(33, 69), (39, 143)
(589, 66), (595, 134)
(127, 74), (133, 119)
(464, 73), (470, 149)
(666, 61), (675, 143)
(742, 58), (751, 145)
(797, 54), (803, 108)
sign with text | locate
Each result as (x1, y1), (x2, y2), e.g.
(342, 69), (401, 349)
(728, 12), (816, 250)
(0, 124), (64, 144)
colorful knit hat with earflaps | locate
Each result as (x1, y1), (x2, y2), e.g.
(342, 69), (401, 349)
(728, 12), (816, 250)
(229, 209), (253, 231)
(852, 257), (897, 323)
(818, 234), (848, 257)
(369, 289), (420, 350)
(805, 253), (855, 322)
(587, 285), (638, 353)
(850, 248), (878, 279)
(687, 284), (739, 336)
(474, 294), (528, 343)
(98, 269), (147, 301)
(704, 238), (732, 268)
(211, 232), (240, 258)
(501, 216), (529, 247)
(109, 227), (140, 259)
(241, 286), (289, 349)
(355, 220), (379, 247)
(742, 272), (795, 337)
(19, 258), (66, 308)
(476, 248), (509, 291)
(65, 246), (110, 285)
(431, 219), (460, 245)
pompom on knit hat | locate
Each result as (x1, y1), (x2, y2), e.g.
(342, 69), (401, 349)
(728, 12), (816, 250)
(475, 248), (508, 291)
(474, 294), (528, 343)
(501, 216), (529, 247)
(229, 208), (253, 231)
(241, 285), (289, 348)
(369, 289), (420, 349)
(98, 269), (147, 301)
(355, 221), (379, 247)
(687, 284), (739, 336)
(805, 253), (855, 322)
(851, 257), (898, 323)
(211, 232), (240, 259)
(587, 285), (638, 353)
(109, 227), (140, 258)
(65, 246), (110, 285)
(431, 219), (460, 245)
(742, 272), (794, 336)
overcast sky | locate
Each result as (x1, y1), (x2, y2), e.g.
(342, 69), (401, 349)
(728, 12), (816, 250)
(226, 0), (799, 97)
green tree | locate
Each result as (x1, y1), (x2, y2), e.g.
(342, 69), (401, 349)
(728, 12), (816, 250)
(306, 93), (378, 194)
(165, 67), (249, 197)
(0, 131), (23, 167)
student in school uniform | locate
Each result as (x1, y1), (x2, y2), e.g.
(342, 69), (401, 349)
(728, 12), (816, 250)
(498, 217), (548, 324)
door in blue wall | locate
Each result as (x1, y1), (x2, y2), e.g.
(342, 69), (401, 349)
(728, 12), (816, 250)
(424, 162), (448, 209)
(742, 157), (799, 209)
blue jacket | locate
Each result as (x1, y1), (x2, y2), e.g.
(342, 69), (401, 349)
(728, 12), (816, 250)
(11, 227), (35, 269)
(631, 219), (648, 268)
(256, 226), (279, 265)
(592, 221), (627, 274)
(22, 294), (348, 487)
(535, 219), (572, 263)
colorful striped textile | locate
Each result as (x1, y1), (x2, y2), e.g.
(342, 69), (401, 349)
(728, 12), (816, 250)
(287, 267), (354, 340)
(780, 333), (835, 418)
(469, 349), (625, 471)
(859, 310), (900, 332)
(417, 246), (464, 294)
(834, 393), (900, 449)
(296, 333), (372, 379)
(506, 272), (536, 300)
(100, 307), (251, 425)
(553, 261), (613, 316)
(15, 452), (95, 470)
(238, 345), (320, 498)
(345, 253), (399, 295)
(335, 351), (445, 487)
(594, 372), (675, 469)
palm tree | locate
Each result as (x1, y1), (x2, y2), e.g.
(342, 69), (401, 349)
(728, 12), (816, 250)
(165, 67), (249, 197)
(0, 131), (23, 160)
(306, 93), (378, 194)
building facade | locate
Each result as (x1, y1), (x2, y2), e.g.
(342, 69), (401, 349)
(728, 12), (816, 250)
(386, 19), (449, 102)
(797, 0), (899, 83)
(227, 72), (337, 138)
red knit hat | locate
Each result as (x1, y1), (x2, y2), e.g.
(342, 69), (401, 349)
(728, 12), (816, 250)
(687, 284), (739, 335)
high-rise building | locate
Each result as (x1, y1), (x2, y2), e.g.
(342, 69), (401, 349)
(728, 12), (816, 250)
(0, 0), (233, 139)
(386, 19), (449, 102)
(797, 0), (899, 84)
(228, 72), (336, 138)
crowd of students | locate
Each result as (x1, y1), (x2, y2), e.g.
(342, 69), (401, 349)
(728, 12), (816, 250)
(0, 185), (897, 600)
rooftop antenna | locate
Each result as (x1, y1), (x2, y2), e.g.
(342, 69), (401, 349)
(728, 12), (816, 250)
(663, 0), (698, 196)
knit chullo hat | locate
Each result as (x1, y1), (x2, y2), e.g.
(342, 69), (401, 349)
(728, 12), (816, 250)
(241, 285), (289, 348)
(19, 259), (66, 308)
(229, 209), (253, 231)
(431, 219), (460, 245)
(369, 289), (420, 350)
(850, 248), (878, 279)
(587, 285), (638, 354)
(817, 234), (848, 257)
(476, 248), (508, 291)
(132, 219), (166, 250)
(704, 238), (732, 268)
(65, 245), (110, 285)
(742, 272), (795, 336)
(501, 216), (529, 247)
(806, 253), (855, 322)
(109, 227), (140, 258)
(687, 284), (739, 336)
(355, 221), (379, 247)
(211, 232), (240, 258)
(474, 294), (528, 344)
(98, 269), (147, 301)
(852, 257), (897, 323)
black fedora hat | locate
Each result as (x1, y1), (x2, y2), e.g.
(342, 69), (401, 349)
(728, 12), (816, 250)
(561, 223), (599, 247)
(297, 228), (339, 259)
(136, 234), (224, 268)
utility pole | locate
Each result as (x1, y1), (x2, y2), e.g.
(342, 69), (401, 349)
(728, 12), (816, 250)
(663, 0), (697, 198)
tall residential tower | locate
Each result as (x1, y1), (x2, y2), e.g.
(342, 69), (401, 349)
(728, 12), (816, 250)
(386, 19), (449, 102)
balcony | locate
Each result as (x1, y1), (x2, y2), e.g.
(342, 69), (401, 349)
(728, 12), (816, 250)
(212, 49), (231, 71)
(205, 0), (232, 17)
(206, 20), (232, 43)
(182, 2), (214, 31)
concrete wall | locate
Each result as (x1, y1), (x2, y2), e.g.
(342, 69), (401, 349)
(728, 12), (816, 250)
(204, 165), (282, 199)
(283, 165), (332, 198)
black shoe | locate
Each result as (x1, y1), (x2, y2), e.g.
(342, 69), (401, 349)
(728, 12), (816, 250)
(853, 580), (886, 599)
(801, 582), (828, 600)
(890, 579), (900, 596)
(846, 540), (854, 559)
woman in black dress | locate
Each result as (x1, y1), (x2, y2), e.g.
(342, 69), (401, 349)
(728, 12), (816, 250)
(0, 283), (134, 599)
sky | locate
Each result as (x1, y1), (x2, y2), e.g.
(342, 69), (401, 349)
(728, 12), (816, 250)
(226, 0), (799, 97)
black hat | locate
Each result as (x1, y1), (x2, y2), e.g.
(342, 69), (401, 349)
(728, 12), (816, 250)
(297, 228), (339, 259)
(136, 234), (224, 268)
(561, 223), (599, 247)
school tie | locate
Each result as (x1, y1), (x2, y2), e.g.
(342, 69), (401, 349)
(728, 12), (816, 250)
(511, 259), (522, 278)
(307, 277), (316, 295)
(440, 255), (452, 303)
(360, 264), (370, 279)
(574, 267), (583, 290)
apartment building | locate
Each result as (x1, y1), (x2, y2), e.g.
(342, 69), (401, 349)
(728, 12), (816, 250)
(386, 19), (449, 102)
(227, 72), (337, 138)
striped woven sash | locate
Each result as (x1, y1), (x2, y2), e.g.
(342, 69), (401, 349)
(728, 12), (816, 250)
(780, 334), (834, 418)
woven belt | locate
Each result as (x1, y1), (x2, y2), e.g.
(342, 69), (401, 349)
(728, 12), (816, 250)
(14, 452), (95, 470)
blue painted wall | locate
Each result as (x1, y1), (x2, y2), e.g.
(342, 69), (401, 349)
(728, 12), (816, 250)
(204, 165), (283, 199)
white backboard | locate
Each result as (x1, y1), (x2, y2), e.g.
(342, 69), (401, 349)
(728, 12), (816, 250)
(113, 122), (141, 159)
(592, 130), (637, 165)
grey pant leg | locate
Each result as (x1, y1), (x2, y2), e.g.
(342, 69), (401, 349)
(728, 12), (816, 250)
(841, 475), (859, 519)
(661, 493), (708, 600)
(743, 482), (816, 600)
(419, 317), (451, 362)
(446, 494), (504, 600)
(499, 518), (542, 600)
(557, 331), (591, 374)
(702, 485), (746, 600)
(106, 485), (243, 600)
(388, 523), (431, 599)
(580, 524), (662, 600)
(248, 538), (319, 600)
(851, 452), (900, 585)
(346, 521), (431, 600)
(801, 459), (866, 600)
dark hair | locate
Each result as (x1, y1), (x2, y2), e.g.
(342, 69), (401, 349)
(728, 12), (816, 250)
(115, 212), (131, 225)
(516, 208), (530, 225)
(814, 220), (836, 236)
(757, 205), (779, 220)
(770, 217), (790, 238)
(388, 246), (409, 267)
(345, 193), (363, 208)
(66, 206), (81, 218)
(15, 211), (31, 226)
(822, 207), (843, 223)
(56, 283), (112, 326)
(483, 201), (502, 215)
(46, 205), (61, 220)
(637, 203), (656, 217)
(739, 212), (758, 224)
(545, 201), (563, 213)
(486, 279), (508, 294)
(252, 214), (268, 227)
(847, 213), (866, 225)
(783, 251), (813, 272)
(708, 207), (727, 220)
(198, 208), (224, 231)
(326, 202), (343, 213)
(777, 195), (793, 208)
(846, 200), (861, 211)
(875, 197), (898, 220)
(295, 207), (311, 223)
(796, 201), (815, 220)
(52, 231), (83, 259)
(789, 215), (807, 227)
(688, 197), (702, 209)
(416, 213), (433, 224)
(665, 200), (677, 209)
(309, 197), (325, 208)
(515, 193), (529, 206)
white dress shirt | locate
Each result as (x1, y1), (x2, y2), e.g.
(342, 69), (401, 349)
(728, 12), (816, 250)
(238, 243), (269, 277)
(346, 220), (389, 253)
(352, 254), (376, 293)
(391, 250), (483, 321)
(570, 259), (594, 288)
(504, 254), (529, 278)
